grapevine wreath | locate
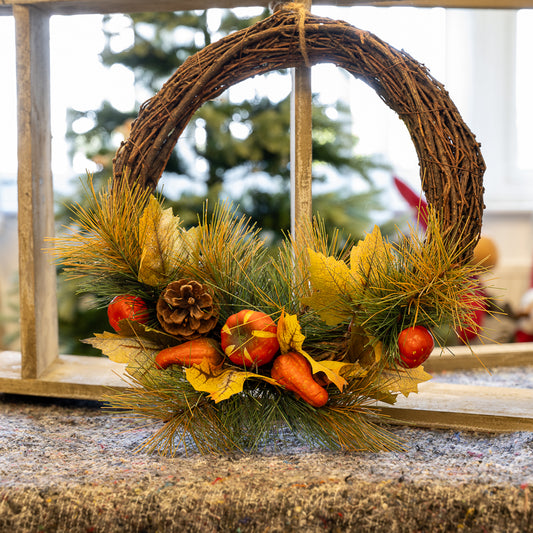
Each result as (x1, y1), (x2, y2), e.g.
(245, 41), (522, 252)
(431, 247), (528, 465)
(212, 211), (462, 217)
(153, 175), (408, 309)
(54, 4), (487, 454)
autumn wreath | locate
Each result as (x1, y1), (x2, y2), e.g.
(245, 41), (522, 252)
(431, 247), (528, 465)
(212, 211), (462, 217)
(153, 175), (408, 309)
(53, 5), (487, 454)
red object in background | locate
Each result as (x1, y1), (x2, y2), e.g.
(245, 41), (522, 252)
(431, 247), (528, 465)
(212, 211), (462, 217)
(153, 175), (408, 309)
(455, 281), (488, 343)
(393, 176), (429, 230)
(107, 295), (150, 332)
(514, 288), (533, 342)
(516, 330), (533, 343)
(514, 330), (533, 342)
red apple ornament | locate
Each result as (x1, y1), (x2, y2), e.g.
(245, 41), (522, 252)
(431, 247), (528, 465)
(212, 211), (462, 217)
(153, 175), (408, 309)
(397, 325), (434, 368)
(221, 309), (279, 367)
(108, 295), (150, 332)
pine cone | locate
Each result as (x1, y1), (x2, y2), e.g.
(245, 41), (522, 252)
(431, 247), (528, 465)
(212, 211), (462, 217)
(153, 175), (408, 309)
(156, 279), (218, 338)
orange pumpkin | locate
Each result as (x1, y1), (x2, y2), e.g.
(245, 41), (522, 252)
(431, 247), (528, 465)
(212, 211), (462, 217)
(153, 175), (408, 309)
(220, 310), (279, 367)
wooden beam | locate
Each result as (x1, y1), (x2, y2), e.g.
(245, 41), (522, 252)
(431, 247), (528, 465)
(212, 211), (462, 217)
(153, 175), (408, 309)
(289, 0), (313, 244)
(2, 0), (532, 17)
(0, 352), (126, 400)
(381, 382), (533, 432)
(0, 351), (530, 431)
(425, 342), (533, 372)
(14, 5), (59, 379)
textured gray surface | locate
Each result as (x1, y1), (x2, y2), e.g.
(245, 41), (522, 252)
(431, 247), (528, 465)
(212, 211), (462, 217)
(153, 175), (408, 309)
(0, 390), (531, 489)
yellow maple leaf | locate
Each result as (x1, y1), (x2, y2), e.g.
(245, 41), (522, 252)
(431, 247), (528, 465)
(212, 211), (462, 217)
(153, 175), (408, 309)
(185, 360), (277, 403)
(301, 249), (352, 326)
(277, 311), (306, 353)
(349, 225), (391, 287)
(276, 311), (348, 392)
(83, 331), (160, 364)
(138, 196), (197, 286)
(303, 226), (391, 325)
(379, 365), (432, 397)
(299, 351), (349, 392)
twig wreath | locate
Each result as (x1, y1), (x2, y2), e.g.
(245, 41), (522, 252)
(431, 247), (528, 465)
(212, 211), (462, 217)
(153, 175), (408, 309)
(53, 4), (488, 454)
(113, 3), (485, 252)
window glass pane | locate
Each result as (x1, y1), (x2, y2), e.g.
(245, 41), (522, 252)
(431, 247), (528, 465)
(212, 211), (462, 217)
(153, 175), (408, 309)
(516, 9), (533, 171)
(314, 6), (446, 209)
(312, 7), (532, 314)
(6, 8), (530, 354)
(50, 14), (136, 195)
(0, 17), (17, 211)
(49, 15), (138, 355)
(0, 16), (20, 351)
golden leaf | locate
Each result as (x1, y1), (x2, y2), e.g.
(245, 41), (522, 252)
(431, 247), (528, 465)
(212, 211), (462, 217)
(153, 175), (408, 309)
(185, 360), (277, 403)
(380, 365), (432, 397)
(373, 341), (383, 363)
(349, 225), (390, 287)
(299, 351), (348, 392)
(341, 363), (397, 405)
(138, 196), (185, 286)
(319, 359), (353, 373)
(336, 360), (368, 379)
(277, 311), (305, 353)
(301, 249), (352, 326)
(83, 331), (160, 364)
(302, 226), (392, 325)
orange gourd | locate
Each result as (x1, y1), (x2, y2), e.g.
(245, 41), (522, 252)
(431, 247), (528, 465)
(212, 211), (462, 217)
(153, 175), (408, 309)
(271, 351), (328, 408)
(155, 338), (223, 369)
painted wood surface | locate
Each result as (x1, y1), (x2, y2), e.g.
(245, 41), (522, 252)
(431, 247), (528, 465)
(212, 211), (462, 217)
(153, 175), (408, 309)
(425, 343), (533, 372)
(0, 352), (125, 400)
(1, 0), (532, 16)
(381, 382), (533, 432)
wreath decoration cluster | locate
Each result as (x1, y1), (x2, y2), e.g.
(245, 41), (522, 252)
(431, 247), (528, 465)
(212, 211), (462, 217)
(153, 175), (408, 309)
(54, 5), (487, 455)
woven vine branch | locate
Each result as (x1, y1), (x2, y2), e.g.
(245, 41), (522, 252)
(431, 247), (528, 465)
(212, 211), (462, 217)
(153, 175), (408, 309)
(112, 6), (485, 257)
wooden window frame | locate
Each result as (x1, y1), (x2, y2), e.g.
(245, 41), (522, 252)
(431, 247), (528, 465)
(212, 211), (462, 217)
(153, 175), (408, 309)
(0, 0), (531, 432)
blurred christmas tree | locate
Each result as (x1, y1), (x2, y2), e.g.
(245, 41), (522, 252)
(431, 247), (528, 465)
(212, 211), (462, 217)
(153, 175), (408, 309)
(59, 8), (393, 354)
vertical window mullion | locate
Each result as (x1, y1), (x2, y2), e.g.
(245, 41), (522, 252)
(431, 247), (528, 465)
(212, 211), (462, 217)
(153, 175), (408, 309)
(289, 0), (313, 244)
(14, 5), (58, 378)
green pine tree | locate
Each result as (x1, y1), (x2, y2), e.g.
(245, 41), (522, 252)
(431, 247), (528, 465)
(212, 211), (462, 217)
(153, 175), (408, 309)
(66, 9), (390, 241)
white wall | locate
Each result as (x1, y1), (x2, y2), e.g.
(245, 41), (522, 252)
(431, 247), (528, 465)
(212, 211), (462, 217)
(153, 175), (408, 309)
(482, 210), (533, 309)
